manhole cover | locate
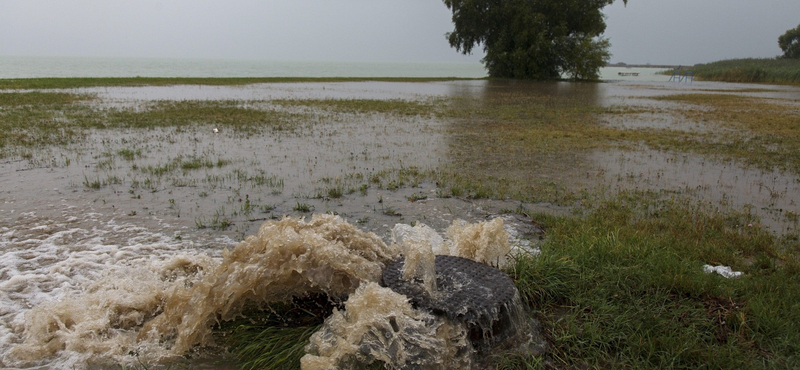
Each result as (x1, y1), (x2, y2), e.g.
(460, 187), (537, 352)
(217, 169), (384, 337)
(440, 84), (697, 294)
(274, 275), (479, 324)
(382, 255), (519, 348)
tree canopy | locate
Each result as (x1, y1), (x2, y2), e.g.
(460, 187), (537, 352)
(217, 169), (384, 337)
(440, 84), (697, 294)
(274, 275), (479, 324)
(443, 0), (626, 80)
(778, 24), (800, 59)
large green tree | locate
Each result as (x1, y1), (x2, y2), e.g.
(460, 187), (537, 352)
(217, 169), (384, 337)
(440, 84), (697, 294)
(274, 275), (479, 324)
(443, 0), (626, 80)
(778, 24), (800, 59)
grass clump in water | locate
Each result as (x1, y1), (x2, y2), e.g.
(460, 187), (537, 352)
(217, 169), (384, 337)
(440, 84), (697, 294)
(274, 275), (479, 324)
(505, 191), (800, 369)
(221, 294), (339, 370)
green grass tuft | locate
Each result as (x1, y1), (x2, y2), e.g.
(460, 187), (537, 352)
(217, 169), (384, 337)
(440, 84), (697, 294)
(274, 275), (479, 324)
(221, 295), (338, 370)
(227, 325), (319, 370)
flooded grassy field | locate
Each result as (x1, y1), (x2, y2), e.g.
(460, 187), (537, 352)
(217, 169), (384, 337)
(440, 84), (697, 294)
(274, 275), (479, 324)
(1, 78), (799, 368)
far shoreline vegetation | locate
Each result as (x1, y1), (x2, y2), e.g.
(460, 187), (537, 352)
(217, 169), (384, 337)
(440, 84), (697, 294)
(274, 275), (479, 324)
(689, 58), (800, 85)
(620, 58), (800, 86)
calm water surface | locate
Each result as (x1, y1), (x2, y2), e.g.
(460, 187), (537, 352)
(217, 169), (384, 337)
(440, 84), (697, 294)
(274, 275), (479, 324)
(0, 56), (489, 79)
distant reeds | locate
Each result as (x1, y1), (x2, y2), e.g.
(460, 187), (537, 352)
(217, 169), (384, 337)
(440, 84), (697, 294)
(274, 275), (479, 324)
(691, 58), (800, 85)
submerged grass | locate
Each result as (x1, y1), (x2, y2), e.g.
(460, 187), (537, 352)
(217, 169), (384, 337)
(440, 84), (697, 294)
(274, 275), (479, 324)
(0, 97), (306, 154)
(431, 90), (639, 203)
(0, 91), (93, 106)
(274, 98), (442, 117)
(221, 295), (337, 370)
(646, 93), (800, 172)
(227, 325), (319, 370)
(506, 191), (800, 369)
(0, 91), (98, 150)
(105, 100), (307, 134)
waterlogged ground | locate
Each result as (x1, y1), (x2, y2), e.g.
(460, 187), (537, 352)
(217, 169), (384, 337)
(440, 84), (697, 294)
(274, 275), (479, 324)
(1, 78), (799, 368)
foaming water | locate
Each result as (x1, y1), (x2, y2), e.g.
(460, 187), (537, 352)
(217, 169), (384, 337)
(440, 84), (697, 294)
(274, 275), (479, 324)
(303, 217), (544, 369)
(0, 206), (229, 369)
(303, 282), (473, 369)
(4, 214), (532, 369)
(138, 214), (399, 355)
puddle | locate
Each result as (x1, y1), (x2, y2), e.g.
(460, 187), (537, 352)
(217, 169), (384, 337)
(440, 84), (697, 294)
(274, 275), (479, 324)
(2, 79), (800, 368)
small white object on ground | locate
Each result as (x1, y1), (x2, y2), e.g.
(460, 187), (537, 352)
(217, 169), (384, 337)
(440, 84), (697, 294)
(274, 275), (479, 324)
(703, 264), (743, 278)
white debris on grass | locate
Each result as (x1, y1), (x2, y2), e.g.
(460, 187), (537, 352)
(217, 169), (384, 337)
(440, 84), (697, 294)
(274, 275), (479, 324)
(703, 264), (743, 278)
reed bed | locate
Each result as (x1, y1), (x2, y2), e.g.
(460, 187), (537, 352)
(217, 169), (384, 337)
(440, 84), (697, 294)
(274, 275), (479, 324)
(691, 58), (800, 85)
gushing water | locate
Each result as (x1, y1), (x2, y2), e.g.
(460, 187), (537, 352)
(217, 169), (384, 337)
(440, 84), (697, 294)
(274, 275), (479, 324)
(6, 214), (537, 369)
(302, 282), (473, 369)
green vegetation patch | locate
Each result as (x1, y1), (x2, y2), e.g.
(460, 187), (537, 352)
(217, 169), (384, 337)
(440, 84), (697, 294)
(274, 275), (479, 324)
(691, 58), (800, 85)
(220, 294), (337, 370)
(506, 192), (800, 369)
(0, 98), (307, 155)
(0, 92), (98, 149)
(105, 100), (306, 134)
(0, 91), (94, 106)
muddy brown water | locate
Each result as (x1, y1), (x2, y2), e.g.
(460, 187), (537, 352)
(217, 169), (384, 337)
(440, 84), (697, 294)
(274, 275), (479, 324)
(1, 79), (799, 368)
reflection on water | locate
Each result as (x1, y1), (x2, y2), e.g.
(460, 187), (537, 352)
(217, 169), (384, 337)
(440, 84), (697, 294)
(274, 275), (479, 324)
(2, 78), (800, 368)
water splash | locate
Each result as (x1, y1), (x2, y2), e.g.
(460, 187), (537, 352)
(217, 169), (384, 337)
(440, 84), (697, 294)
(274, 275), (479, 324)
(392, 218), (511, 267)
(301, 282), (473, 369)
(8, 254), (219, 367)
(138, 214), (400, 354)
(445, 218), (510, 267)
(304, 217), (543, 369)
(8, 214), (535, 369)
(399, 234), (438, 298)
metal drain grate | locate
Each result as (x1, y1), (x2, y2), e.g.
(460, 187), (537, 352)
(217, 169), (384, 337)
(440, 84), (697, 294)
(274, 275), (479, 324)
(382, 255), (519, 349)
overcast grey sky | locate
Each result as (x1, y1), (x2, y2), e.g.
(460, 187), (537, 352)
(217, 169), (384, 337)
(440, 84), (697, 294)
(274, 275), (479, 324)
(2, 0), (798, 66)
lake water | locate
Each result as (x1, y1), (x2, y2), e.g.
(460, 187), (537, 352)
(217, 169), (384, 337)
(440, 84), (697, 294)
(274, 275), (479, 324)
(0, 55), (672, 81)
(0, 56), (490, 79)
